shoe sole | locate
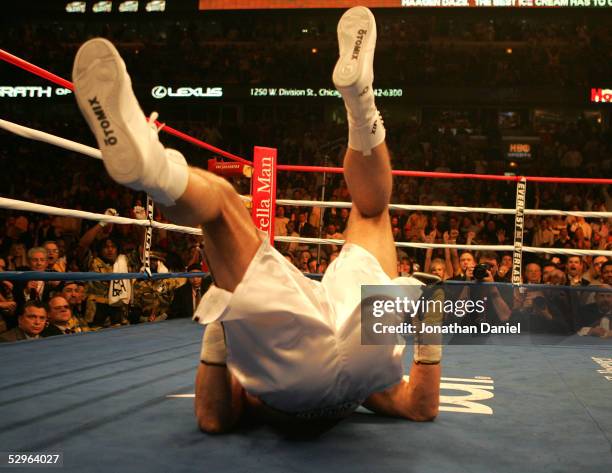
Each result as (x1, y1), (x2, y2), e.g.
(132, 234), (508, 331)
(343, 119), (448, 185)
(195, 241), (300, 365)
(332, 6), (376, 89)
(72, 38), (145, 187)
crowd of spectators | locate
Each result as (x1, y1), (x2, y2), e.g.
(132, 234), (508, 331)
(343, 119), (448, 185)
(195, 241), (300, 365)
(0, 10), (610, 342)
(2, 11), (611, 87)
(0, 110), (610, 342)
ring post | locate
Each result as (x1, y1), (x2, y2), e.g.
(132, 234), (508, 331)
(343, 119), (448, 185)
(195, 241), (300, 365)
(142, 196), (155, 277)
(251, 147), (277, 245)
(511, 177), (527, 286)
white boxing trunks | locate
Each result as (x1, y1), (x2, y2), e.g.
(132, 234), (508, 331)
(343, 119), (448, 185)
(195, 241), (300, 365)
(194, 234), (422, 414)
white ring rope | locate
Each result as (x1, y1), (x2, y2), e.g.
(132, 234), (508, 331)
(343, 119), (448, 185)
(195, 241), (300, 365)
(274, 236), (612, 257)
(1, 118), (610, 258)
(0, 118), (102, 160)
(0, 197), (203, 235)
(277, 199), (612, 219)
(1, 119), (608, 219)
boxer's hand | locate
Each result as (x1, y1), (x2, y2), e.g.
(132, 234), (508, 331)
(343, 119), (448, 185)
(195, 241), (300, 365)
(413, 281), (444, 365)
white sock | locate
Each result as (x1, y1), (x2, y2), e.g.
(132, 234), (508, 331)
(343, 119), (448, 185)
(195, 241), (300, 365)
(413, 287), (444, 364)
(142, 147), (189, 207)
(340, 85), (385, 156)
(200, 321), (227, 366)
(413, 339), (442, 365)
(347, 111), (385, 157)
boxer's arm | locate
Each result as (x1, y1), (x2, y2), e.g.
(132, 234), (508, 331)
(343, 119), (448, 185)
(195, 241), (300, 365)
(363, 362), (440, 421)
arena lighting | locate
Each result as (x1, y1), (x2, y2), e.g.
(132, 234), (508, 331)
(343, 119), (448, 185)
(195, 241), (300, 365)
(145, 0), (165, 11)
(65, 1), (86, 13)
(92, 1), (113, 13)
(199, 0), (612, 9)
(118, 0), (138, 12)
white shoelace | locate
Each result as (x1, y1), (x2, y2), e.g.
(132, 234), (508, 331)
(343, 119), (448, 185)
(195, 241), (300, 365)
(147, 112), (165, 133)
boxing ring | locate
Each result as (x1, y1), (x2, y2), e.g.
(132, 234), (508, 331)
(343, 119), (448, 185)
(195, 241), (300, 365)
(1, 49), (612, 473)
(1, 323), (611, 472)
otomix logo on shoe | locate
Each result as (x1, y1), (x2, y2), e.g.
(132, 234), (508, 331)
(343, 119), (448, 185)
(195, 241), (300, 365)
(88, 97), (117, 146)
(351, 29), (367, 60)
(358, 86), (369, 97)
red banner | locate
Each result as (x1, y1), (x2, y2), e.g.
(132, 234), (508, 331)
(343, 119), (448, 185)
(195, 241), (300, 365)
(251, 147), (277, 244)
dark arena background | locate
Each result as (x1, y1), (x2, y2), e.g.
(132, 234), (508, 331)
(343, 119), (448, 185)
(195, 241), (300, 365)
(1, 1), (611, 472)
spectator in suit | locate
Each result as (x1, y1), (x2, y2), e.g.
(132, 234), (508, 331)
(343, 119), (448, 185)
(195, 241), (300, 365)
(566, 256), (590, 287)
(524, 262), (542, 284)
(296, 211), (317, 238)
(42, 295), (90, 337)
(60, 281), (87, 319)
(0, 301), (47, 342)
(169, 264), (212, 319)
(12, 247), (56, 326)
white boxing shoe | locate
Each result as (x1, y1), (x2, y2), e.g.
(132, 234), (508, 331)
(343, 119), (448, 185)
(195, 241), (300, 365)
(332, 6), (376, 94)
(72, 38), (188, 206)
(332, 7), (385, 156)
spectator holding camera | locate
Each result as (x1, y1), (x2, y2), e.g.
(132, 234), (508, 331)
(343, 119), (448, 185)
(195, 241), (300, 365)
(576, 285), (612, 338)
(511, 288), (571, 334)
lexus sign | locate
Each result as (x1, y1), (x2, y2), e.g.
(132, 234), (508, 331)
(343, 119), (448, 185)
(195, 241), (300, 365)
(151, 86), (223, 99)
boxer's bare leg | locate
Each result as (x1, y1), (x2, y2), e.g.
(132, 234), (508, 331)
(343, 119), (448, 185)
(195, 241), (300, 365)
(333, 7), (441, 420)
(73, 39), (264, 434)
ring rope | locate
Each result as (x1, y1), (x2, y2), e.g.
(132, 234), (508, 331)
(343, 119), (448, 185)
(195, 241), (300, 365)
(277, 164), (612, 185)
(0, 270), (209, 282)
(2, 121), (610, 220)
(2, 47), (611, 185)
(0, 118), (102, 160)
(1, 48), (609, 279)
(273, 236), (612, 257)
(0, 48), (251, 166)
(277, 199), (612, 219)
(0, 193), (608, 245)
(0, 197), (203, 235)
(0, 118), (254, 206)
